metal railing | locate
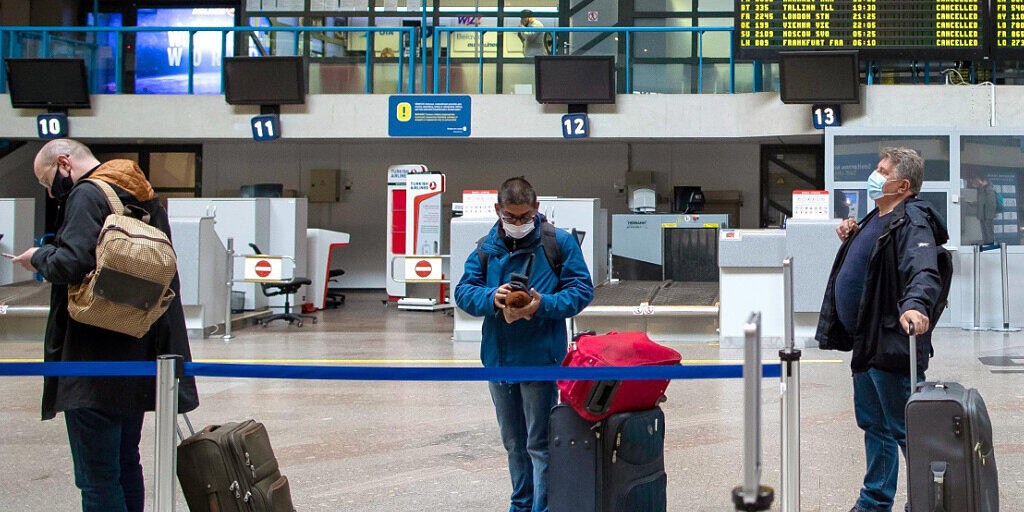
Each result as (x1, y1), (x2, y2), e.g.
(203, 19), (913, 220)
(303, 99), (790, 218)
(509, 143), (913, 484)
(431, 26), (736, 95)
(0, 26), (418, 95)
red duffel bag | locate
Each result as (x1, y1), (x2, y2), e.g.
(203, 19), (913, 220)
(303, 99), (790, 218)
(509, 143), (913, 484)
(557, 331), (682, 421)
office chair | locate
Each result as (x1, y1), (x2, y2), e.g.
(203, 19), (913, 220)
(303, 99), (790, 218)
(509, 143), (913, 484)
(325, 269), (346, 308)
(248, 243), (317, 328)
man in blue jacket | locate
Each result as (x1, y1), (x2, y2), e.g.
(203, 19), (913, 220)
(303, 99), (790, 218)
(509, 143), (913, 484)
(455, 177), (593, 512)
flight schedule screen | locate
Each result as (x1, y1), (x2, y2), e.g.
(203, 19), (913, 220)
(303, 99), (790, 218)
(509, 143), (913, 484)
(735, 0), (986, 59)
(993, 0), (1024, 57)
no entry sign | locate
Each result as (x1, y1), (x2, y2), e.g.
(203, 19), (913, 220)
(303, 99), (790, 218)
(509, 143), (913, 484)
(244, 256), (283, 282)
(405, 257), (443, 281)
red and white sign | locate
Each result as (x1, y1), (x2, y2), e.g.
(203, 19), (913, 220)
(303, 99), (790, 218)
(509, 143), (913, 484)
(405, 257), (443, 281)
(792, 190), (830, 220)
(244, 255), (283, 282)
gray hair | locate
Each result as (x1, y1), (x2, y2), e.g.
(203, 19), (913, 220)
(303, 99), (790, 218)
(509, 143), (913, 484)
(878, 146), (924, 194)
(35, 138), (94, 168)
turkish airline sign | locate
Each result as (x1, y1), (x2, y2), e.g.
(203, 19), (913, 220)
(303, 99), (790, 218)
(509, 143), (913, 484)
(244, 256), (283, 282)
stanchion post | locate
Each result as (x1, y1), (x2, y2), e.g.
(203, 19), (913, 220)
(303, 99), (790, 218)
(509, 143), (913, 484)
(732, 311), (773, 512)
(154, 355), (181, 512)
(779, 257), (801, 512)
(966, 244), (986, 330)
(993, 242), (1020, 332)
(223, 237), (234, 340)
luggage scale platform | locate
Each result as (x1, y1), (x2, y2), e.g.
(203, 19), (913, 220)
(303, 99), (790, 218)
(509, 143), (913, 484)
(0, 280), (51, 341)
(575, 280), (720, 342)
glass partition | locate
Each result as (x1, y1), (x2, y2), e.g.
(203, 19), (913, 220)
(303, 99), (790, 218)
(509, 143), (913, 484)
(833, 135), (950, 182)
(960, 136), (1023, 246)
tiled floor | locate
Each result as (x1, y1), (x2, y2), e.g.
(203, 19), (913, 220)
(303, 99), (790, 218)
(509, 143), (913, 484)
(1, 292), (1021, 511)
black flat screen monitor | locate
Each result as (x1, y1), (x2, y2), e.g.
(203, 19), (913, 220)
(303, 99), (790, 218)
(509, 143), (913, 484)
(673, 186), (705, 214)
(5, 58), (91, 109)
(535, 56), (615, 105)
(224, 57), (305, 105)
(779, 51), (859, 104)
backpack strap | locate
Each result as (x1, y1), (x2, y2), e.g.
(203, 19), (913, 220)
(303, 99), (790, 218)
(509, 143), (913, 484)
(540, 222), (563, 278)
(475, 236), (490, 280)
(83, 179), (125, 216)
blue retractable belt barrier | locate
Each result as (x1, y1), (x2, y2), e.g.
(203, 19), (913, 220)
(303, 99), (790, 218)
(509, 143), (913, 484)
(0, 362), (782, 381)
(0, 361), (157, 377)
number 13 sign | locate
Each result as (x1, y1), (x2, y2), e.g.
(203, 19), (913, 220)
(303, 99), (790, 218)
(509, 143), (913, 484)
(561, 113), (589, 139)
(811, 104), (841, 129)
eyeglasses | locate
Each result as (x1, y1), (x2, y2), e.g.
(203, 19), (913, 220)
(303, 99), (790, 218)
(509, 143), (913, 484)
(500, 210), (534, 225)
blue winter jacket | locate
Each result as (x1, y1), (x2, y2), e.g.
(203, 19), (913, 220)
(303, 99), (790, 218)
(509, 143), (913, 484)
(454, 215), (594, 368)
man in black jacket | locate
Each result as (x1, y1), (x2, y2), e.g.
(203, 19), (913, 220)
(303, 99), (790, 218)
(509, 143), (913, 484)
(816, 147), (948, 512)
(9, 139), (199, 512)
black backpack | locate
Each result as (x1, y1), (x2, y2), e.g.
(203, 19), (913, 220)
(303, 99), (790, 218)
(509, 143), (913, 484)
(476, 222), (582, 280)
(931, 246), (954, 325)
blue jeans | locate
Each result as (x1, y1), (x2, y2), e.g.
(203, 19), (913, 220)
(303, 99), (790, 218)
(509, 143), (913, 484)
(65, 408), (146, 512)
(489, 381), (557, 512)
(852, 368), (921, 512)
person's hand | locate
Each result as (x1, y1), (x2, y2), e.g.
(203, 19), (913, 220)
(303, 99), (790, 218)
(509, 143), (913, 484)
(502, 289), (543, 323)
(494, 284), (513, 309)
(10, 247), (37, 272)
(900, 310), (930, 335)
(837, 218), (860, 241)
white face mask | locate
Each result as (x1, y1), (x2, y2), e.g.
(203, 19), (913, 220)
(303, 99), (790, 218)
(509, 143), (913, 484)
(502, 220), (535, 239)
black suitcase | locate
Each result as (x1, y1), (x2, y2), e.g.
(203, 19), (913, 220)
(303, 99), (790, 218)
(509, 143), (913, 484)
(177, 419), (296, 512)
(549, 404), (666, 512)
(905, 331), (998, 512)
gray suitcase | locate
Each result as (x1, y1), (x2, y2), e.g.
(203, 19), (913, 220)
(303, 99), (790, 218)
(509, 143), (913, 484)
(905, 330), (998, 512)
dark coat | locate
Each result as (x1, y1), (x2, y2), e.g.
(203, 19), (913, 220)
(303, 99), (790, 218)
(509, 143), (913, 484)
(815, 197), (949, 376)
(30, 161), (199, 420)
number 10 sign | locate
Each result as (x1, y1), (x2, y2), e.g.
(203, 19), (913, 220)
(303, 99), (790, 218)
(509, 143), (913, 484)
(251, 114), (281, 141)
(561, 113), (589, 139)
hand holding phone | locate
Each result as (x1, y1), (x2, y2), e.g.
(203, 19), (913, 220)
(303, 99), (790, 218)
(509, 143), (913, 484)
(2, 253), (16, 259)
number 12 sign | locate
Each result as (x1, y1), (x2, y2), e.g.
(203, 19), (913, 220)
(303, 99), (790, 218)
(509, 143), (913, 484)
(251, 114), (281, 141)
(561, 113), (589, 139)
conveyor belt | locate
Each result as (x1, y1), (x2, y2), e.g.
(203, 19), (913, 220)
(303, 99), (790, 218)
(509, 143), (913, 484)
(650, 281), (718, 307)
(0, 281), (51, 316)
(588, 281), (662, 307)
(580, 280), (719, 318)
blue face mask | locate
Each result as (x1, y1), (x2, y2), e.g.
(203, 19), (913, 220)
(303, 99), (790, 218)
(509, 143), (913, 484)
(866, 170), (893, 201)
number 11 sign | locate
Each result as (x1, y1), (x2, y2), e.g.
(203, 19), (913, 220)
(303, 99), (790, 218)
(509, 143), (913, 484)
(251, 114), (281, 141)
(561, 113), (589, 139)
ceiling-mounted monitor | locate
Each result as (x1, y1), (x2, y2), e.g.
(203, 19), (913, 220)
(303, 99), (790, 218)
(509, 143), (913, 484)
(779, 51), (860, 104)
(5, 58), (91, 109)
(224, 57), (305, 105)
(535, 56), (616, 105)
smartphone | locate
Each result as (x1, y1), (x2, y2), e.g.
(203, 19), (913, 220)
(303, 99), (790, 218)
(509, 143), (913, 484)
(1, 253), (15, 259)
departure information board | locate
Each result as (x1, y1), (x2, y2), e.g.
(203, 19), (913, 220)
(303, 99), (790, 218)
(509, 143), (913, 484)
(993, 0), (1024, 57)
(735, 0), (987, 60)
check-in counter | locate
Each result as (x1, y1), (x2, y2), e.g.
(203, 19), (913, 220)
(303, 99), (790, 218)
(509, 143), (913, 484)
(718, 219), (842, 347)
(170, 216), (228, 338)
(0, 198), (35, 285)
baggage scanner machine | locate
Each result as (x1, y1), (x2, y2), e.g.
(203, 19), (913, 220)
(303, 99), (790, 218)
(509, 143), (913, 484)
(575, 214), (729, 341)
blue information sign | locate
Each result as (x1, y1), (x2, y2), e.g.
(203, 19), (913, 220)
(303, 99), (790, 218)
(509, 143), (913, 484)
(561, 113), (589, 139)
(811, 104), (841, 129)
(389, 95), (471, 137)
(251, 115), (281, 141)
(36, 114), (69, 139)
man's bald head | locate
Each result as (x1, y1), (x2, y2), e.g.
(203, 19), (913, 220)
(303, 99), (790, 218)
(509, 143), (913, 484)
(33, 138), (100, 194)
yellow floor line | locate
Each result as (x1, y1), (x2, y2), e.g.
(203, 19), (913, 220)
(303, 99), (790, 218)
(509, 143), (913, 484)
(2, 357), (844, 365)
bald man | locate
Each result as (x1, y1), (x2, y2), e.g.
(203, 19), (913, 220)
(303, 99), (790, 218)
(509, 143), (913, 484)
(10, 139), (198, 512)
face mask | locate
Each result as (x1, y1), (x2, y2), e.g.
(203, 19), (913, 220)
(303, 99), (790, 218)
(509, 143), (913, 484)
(502, 220), (535, 239)
(866, 170), (896, 201)
(49, 168), (76, 203)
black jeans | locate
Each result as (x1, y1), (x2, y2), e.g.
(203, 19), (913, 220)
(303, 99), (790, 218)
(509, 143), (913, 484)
(65, 408), (146, 512)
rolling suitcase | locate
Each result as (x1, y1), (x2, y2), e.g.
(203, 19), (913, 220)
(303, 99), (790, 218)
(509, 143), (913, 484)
(559, 332), (682, 421)
(177, 419), (296, 512)
(549, 404), (667, 512)
(905, 329), (998, 512)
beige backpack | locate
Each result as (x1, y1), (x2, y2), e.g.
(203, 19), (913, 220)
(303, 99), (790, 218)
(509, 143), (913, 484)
(68, 179), (178, 338)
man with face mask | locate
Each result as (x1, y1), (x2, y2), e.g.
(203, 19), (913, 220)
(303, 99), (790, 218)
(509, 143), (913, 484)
(816, 147), (948, 512)
(9, 139), (198, 512)
(455, 176), (593, 512)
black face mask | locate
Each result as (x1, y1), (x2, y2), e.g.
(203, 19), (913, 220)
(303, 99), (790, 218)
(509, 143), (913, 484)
(49, 170), (76, 203)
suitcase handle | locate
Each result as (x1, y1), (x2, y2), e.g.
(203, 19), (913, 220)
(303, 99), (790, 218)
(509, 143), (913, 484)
(908, 322), (918, 393)
(930, 461), (947, 512)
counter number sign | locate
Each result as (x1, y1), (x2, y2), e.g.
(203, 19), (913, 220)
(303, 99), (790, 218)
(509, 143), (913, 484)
(811, 105), (841, 129)
(37, 114), (68, 139)
(251, 114), (281, 141)
(562, 113), (588, 139)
